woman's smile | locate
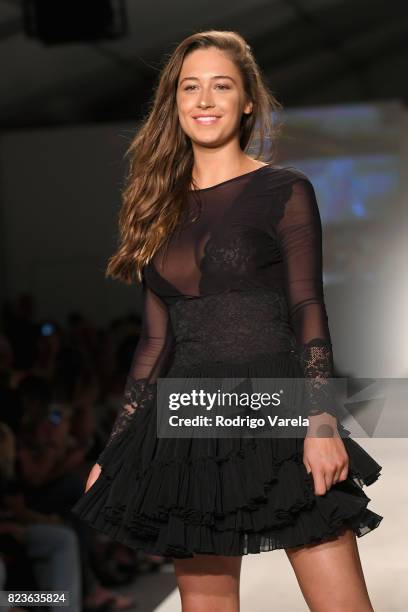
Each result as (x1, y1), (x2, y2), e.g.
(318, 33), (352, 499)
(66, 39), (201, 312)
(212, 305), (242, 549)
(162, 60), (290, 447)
(192, 115), (222, 125)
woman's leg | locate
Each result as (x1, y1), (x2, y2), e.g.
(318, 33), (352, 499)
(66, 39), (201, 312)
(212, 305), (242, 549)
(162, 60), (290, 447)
(285, 527), (374, 612)
(173, 554), (242, 612)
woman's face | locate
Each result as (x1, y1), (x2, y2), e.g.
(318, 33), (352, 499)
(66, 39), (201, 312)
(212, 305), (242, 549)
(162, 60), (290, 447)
(176, 47), (252, 148)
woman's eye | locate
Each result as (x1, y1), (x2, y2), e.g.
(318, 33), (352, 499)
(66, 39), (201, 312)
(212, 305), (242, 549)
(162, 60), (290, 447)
(183, 83), (231, 91)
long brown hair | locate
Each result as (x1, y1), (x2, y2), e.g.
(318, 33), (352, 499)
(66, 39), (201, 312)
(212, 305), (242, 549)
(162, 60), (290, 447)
(106, 30), (283, 285)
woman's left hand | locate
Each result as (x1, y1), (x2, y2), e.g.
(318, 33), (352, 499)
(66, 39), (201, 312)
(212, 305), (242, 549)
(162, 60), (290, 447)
(303, 414), (349, 496)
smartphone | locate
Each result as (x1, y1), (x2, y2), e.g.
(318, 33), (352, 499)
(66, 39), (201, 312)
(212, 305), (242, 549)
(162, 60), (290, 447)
(48, 406), (63, 425)
(41, 322), (55, 337)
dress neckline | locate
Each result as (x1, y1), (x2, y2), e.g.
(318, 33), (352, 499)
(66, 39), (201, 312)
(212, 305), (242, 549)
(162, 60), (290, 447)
(188, 162), (272, 193)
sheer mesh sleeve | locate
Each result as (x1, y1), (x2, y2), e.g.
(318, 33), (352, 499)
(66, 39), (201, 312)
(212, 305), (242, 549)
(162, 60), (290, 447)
(96, 273), (175, 466)
(276, 177), (338, 419)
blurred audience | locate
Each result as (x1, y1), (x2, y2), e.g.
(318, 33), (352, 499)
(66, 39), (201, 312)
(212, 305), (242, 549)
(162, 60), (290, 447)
(0, 293), (169, 611)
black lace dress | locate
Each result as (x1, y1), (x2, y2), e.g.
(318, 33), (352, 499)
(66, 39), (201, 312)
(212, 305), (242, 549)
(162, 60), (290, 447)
(70, 164), (383, 558)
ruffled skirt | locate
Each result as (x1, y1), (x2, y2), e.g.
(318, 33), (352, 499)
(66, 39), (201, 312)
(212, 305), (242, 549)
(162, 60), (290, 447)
(70, 352), (383, 558)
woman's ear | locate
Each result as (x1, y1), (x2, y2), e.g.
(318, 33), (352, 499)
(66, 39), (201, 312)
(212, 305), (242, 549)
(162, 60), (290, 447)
(243, 99), (253, 115)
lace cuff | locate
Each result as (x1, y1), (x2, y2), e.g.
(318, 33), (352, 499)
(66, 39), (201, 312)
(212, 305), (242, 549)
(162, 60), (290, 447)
(299, 338), (339, 419)
(96, 375), (156, 467)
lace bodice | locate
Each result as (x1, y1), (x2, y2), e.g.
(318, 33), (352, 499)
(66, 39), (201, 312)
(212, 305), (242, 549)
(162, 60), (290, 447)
(97, 164), (336, 465)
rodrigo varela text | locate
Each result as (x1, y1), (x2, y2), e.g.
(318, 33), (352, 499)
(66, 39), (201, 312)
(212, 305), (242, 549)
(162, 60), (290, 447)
(168, 415), (309, 428)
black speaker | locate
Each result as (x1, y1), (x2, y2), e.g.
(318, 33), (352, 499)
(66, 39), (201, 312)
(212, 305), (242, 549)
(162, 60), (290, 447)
(23, 0), (127, 44)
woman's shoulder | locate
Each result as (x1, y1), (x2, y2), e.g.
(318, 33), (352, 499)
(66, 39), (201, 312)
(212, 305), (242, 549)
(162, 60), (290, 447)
(263, 163), (312, 186)
(258, 165), (316, 208)
(255, 164), (319, 227)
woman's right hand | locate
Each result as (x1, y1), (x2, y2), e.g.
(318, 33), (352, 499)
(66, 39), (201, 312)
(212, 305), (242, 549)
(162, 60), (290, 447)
(85, 463), (102, 493)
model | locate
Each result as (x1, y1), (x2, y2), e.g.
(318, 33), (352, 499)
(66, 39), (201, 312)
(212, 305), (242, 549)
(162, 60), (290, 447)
(71, 30), (383, 612)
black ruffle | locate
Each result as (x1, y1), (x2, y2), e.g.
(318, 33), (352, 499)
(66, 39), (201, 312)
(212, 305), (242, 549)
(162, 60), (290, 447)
(70, 352), (383, 558)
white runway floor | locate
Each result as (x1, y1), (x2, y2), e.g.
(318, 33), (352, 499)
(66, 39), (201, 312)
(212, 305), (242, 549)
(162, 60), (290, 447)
(151, 438), (407, 612)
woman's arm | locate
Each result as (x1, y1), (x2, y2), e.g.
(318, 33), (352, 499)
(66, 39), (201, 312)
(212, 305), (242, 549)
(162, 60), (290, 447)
(276, 176), (338, 422)
(276, 175), (348, 494)
(95, 272), (175, 467)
